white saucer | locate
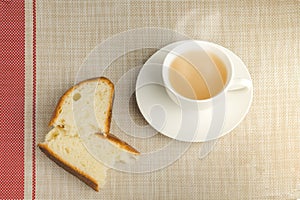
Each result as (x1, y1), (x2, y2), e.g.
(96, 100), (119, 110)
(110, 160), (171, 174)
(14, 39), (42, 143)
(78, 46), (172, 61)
(135, 41), (253, 142)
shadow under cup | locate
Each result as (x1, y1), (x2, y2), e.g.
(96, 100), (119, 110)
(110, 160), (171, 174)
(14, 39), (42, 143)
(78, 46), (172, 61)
(162, 41), (233, 108)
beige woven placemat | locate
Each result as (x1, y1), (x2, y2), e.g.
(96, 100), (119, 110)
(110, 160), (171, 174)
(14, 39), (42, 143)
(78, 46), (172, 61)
(24, 0), (300, 199)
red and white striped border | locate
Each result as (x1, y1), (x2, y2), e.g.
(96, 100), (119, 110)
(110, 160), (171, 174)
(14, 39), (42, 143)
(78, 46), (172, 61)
(32, 0), (37, 198)
(0, 0), (26, 199)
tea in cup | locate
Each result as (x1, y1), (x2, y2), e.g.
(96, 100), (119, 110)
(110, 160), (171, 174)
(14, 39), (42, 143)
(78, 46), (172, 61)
(162, 40), (251, 109)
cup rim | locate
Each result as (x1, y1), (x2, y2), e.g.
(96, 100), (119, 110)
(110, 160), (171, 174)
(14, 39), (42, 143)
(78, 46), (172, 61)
(162, 40), (233, 103)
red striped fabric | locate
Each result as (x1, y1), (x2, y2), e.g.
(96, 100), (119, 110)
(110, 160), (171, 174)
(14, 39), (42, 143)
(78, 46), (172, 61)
(0, 0), (25, 199)
(32, 0), (37, 198)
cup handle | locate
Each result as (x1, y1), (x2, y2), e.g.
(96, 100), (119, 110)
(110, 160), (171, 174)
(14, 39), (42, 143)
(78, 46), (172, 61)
(228, 78), (252, 91)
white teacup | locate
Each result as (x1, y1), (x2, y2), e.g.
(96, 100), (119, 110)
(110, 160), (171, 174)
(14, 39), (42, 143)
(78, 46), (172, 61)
(162, 40), (251, 110)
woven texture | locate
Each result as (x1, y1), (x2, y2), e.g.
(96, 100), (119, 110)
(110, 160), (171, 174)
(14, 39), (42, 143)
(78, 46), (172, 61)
(24, 0), (300, 199)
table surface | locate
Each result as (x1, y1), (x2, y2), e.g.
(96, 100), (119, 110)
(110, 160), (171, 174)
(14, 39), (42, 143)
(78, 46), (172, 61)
(6, 0), (300, 199)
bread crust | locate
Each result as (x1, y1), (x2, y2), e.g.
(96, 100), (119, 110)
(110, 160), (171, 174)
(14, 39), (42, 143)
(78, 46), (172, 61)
(96, 133), (140, 155)
(38, 143), (101, 191)
(48, 77), (114, 134)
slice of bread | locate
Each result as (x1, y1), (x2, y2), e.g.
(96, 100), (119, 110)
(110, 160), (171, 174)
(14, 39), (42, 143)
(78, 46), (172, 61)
(39, 77), (139, 191)
(49, 77), (114, 135)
